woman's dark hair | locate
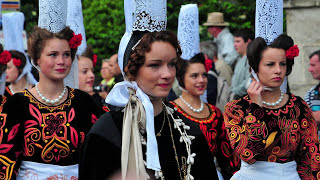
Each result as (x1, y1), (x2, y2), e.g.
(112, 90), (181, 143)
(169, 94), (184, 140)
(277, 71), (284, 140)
(124, 31), (182, 81)
(247, 34), (295, 76)
(176, 53), (206, 88)
(9, 50), (27, 75)
(0, 44), (6, 74)
(78, 46), (94, 61)
(27, 26), (77, 66)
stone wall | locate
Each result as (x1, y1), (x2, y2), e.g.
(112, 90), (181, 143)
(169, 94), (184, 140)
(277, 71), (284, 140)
(284, 0), (320, 97)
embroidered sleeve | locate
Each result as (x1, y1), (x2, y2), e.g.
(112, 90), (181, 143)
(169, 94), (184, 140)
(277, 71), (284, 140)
(296, 100), (320, 179)
(214, 106), (240, 179)
(0, 98), (24, 180)
(224, 100), (270, 164)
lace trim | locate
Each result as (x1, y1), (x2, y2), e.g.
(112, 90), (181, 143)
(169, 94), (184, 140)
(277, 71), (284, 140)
(255, 0), (283, 44)
(23, 87), (75, 112)
(132, 0), (167, 32)
(38, 0), (67, 33)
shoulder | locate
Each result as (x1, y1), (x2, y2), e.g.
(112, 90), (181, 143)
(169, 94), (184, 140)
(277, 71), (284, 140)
(87, 108), (124, 148)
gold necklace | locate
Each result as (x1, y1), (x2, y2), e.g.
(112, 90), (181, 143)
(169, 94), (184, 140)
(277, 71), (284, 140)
(156, 112), (166, 137)
(166, 109), (184, 180)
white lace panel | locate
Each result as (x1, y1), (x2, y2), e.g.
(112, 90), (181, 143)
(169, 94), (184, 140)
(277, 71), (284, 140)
(132, 0), (167, 32)
(38, 0), (67, 33)
(177, 4), (200, 60)
(0, 73), (6, 95)
(255, 0), (283, 45)
(2, 12), (25, 52)
(64, 0), (86, 89)
(66, 0), (87, 55)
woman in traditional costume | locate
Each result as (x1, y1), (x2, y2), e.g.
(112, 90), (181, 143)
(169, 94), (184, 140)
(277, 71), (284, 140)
(224, 34), (320, 179)
(79, 30), (218, 180)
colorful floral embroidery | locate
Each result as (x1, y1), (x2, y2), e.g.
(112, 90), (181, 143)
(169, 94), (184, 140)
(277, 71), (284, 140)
(224, 94), (320, 179)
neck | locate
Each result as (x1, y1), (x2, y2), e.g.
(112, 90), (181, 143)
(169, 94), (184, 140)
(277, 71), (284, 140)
(151, 97), (163, 116)
(261, 88), (282, 102)
(37, 74), (65, 99)
(11, 76), (28, 92)
(181, 91), (202, 106)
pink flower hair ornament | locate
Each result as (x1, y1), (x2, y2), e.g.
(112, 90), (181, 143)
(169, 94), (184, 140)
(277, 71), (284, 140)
(69, 33), (82, 49)
(286, 45), (299, 59)
(13, 58), (22, 67)
(0, 50), (12, 65)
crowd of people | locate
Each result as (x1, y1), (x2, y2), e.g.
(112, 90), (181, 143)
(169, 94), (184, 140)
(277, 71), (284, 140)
(0, 0), (319, 180)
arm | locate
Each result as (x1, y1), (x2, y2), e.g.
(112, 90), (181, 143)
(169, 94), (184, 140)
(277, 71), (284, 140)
(214, 107), (240, 179)
(0, 96), (24, 179)
(224, 99), (271, 164)
(296, 101), (320, 179)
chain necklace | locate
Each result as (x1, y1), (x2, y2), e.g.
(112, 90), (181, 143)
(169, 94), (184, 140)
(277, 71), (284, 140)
(166, 109), (184, 180)
(179, 95), (204, 113)
(156, 112), (166, 137)
(262, 91), (284, 107)
(36, 83), (67, 105)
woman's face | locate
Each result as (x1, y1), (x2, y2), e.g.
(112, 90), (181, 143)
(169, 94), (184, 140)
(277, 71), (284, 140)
(78, 56), (95, 93)
(257, 48), (287, 88)
(37, 38), (72, 81)
(135, 41), (177, 98)
(183, 63), (208, 96)
(5, 60), (19, 83)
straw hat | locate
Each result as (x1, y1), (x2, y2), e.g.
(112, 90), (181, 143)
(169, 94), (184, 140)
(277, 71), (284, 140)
(203, 12), (229, 26)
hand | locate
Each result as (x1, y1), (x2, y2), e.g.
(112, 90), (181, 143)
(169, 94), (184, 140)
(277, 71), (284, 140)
(247, 79), (263, 107)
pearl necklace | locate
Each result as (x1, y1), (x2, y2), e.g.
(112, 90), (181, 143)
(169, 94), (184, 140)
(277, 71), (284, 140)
(36, 83), (67, 105)
(262, 91), (284, 107)
(179, 95), (204, 113)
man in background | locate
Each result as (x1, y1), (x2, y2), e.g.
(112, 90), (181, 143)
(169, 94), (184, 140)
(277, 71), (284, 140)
(305, 50), (320, 132)
(203, 12), (238, 69)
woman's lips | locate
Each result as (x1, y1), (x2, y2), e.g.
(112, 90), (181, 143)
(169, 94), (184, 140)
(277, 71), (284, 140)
(272, 77), (281, 81)
(55, 69), (66, 73)
(158, 83), (170, 88)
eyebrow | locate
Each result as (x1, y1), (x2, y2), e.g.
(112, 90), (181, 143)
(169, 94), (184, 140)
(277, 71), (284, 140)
(148, 58), (177, 62)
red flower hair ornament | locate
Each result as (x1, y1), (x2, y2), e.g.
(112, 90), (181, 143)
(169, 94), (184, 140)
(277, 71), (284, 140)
(13, 58), (22, 67)
(286, 45), (299, 59)
(204, 58), (213, 72)
(0, 50), (12, 65)
(69, 33), (82, 49)
(93, 54), (97, 67)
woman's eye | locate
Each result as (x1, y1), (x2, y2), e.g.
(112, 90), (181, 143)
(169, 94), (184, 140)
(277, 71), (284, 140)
(169, 62), (176, 67)
(149, 64), (160, 68)
(203, 73), (208, 77)
(267, 63), (273, 66)
(191, 74), (197, 78)
(280, 62), (286, 66)
(49, 53), (57, 57)
(64, 52), (71, 57)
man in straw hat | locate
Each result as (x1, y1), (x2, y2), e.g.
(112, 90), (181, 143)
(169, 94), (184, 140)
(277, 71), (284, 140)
(203, 12), (238, 69)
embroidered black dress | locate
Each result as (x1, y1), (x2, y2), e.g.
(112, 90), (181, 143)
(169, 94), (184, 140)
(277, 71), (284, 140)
(79, 105), (219, 180)
(169, 101), (240, 179)
(0, 87), (108, 179)
(224, 94), (320, 179)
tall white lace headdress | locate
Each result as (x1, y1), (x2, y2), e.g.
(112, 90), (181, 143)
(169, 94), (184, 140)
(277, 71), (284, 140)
(255, 0), (287, 92)
(178, 4), (200, 61)
(106, 0), (167, 179)
(2, 12), (38, 86)
(177, 4), (208, 102)
(0, 0), (4, 95)
(65, 0), (88, 89)
(38, 0), (81, 88)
